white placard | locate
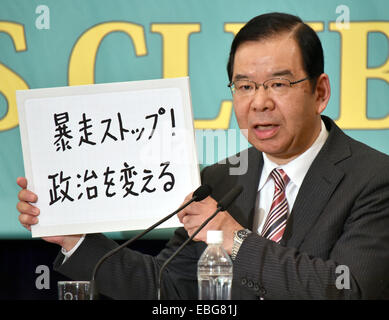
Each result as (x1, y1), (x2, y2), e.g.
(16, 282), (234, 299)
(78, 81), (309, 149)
(17, 77), (200, 237)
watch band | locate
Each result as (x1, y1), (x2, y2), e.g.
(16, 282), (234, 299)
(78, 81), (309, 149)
(231, 228), (251, 260)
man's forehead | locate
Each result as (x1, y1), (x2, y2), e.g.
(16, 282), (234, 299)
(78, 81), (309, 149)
(239, 31), (298, 48)
(232, 36), (302, 78)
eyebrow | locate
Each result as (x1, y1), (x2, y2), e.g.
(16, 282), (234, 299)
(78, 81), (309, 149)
(233, 74), (249, 81)
(271, 69), (294, 77)
(233, 70), (294, 81)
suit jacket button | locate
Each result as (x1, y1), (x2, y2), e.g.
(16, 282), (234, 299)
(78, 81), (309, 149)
(259, 287), (266, 295)
(254, 284), (259, 291)
(247, 280), (254, 288)
(241, 278), (247, 286)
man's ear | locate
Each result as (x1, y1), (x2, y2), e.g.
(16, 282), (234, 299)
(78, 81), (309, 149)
(314, 73), (331, 114)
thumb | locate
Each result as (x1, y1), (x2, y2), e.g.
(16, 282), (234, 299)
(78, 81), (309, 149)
(16, 177), (27, 189)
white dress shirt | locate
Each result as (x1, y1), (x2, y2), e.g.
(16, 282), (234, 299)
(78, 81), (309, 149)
(253, 120), (328, 234)
(61, 234), (85, 263)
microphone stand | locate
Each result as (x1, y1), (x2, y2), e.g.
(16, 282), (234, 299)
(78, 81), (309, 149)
(157, 206), (222, 300)
(89, 196), (197, 299)
(157, 185), (243, 300)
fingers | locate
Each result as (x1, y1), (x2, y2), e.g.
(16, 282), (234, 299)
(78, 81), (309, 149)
(18, 210), (39, 230)
(17, 198), (39, 233)
(186, 224), (207, 242)
(180, 212), (209, 242)
(181, 214), (198, 230)
(178, 194), (219, 242)
(16, 177), (40, 232)
(17, 200), (40, 216)
(17, 200), (40, 232)
(178, 205), (202, 224)
(177, 193), (193, 222)
(178, 203), (195, 223)
(178, 195), (214, 223)
(177, 209), (186, 224)
(16, 177), (27, 189)
(178, 196), (217, 224)
(18, 189), (38, 203)
(17, 177), (38, 203)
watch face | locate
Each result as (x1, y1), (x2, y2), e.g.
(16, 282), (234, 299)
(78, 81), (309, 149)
(237, 229), (249, 239)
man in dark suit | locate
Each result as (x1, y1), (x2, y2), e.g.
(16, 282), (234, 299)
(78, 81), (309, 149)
(17, 12), (389, 299)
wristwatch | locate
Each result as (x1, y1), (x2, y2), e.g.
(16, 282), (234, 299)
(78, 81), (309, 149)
(231, 229), (251, 260)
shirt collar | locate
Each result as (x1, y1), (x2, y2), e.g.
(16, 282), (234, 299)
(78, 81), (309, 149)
(258, 120), (329, 190)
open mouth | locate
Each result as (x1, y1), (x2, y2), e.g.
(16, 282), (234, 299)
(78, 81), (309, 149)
(255, 124), (278, 130)
(253, 124), (279, 139)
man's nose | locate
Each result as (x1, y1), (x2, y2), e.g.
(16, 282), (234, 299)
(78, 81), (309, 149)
(249, 87), (275, 112)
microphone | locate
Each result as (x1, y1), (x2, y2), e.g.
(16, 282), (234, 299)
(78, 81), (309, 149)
(157, 185), (243, 300)
(89, 184), (212, 299)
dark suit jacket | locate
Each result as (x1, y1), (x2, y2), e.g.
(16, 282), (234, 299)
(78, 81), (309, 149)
(54, 116), (389, 299)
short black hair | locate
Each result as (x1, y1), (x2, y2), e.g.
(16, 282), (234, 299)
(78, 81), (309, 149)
(227, 12), (324, 89)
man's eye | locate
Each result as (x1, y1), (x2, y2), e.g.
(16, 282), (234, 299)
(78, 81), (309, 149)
(271, 82), (287, 88)
(238, 84), (254, 91)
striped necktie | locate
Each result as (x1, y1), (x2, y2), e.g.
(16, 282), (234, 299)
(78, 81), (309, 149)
(261, 168), (290, 243)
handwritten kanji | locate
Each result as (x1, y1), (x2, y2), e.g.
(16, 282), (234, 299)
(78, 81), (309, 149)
(48, 171), (74, 205)
(78, 113), (96, 146)
(77, 169), (98, 200)
(53, 112), (73, 151)
(120, 162), (139, 197)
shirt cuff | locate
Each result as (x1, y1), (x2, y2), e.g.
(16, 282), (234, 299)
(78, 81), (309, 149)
(61, 235), (86, 264)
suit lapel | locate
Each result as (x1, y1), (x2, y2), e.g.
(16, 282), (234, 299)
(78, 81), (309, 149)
(230, 147), (263, 229)
(281, 117), (351, 248)
(281, 157), (344, 247)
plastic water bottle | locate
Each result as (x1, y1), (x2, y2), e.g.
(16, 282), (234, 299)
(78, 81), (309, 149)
(197, 230), (233, 300)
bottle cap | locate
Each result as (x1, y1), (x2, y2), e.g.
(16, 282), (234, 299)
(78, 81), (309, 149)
(206, 230), (223, 244)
